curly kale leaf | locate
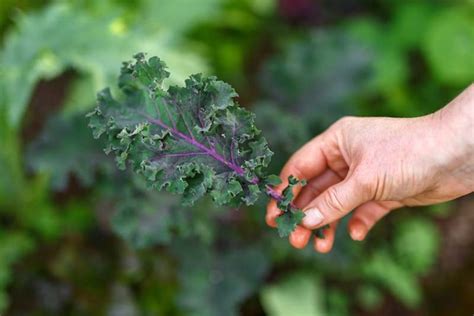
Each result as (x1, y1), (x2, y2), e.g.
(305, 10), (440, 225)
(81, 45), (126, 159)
(88, 53), (272, 207)
(88, 53), (324, 238)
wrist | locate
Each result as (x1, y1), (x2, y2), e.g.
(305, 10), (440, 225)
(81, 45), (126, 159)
(429, 84), (474, 191)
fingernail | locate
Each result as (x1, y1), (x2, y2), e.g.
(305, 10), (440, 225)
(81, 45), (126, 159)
(316, 239), (330, 253)
(302, 208), (324, 228)
(351, 228), (363, 241)
(350, 223), (366, 241)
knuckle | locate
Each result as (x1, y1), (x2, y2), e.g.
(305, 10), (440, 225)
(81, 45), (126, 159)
(335, 116), (356, 128)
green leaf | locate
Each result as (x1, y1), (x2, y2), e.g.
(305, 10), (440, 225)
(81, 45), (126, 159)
(88, 53), (273, 208)
(0, 4), (124, 126)
(260, 273), (325, 316)
(0, 2), (209, 128)
(423, 7), (474, 85)
(393, 217), (439, 274)
(88, 54), (312, 237)
(275, 210), (305, 238)
(363, 249), (422, 308)
(265, 174), (283, 186)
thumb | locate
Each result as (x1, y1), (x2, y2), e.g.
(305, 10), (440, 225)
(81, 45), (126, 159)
(301, 175), (371, 229)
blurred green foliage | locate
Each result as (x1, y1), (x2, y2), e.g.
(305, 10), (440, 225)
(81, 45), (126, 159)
(0, 2), (209, 128)
(261, 273), (325, 316)
(0, 0), (472, 315)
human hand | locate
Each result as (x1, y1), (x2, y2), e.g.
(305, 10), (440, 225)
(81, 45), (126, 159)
(266, 84), (474, 253)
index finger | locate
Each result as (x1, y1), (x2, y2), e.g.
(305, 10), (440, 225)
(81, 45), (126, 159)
(265, 135), (328, 227)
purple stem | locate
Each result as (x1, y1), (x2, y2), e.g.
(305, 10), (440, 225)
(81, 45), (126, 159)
(146, 116), (246, 176)
(146, 114), (287, 205)
(265, 185), (295, 207)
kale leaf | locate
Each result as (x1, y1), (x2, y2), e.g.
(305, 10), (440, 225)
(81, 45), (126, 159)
(88, 53), (319, 238)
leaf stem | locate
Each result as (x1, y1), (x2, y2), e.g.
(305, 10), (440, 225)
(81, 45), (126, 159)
(146, 115), (247, 176)
(265, 185), (297, 208)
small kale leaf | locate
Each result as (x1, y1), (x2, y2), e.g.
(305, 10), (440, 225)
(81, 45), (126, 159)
(271, 176), (307, 237)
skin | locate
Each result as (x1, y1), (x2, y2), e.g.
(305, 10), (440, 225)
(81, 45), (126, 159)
(266, 83), (474, 253)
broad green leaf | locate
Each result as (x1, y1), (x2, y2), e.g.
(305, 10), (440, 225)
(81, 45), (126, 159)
(260, 273), (325, 316)
(0, 4), (126, 126)
(393, 217), (439, 274)
(0, 3), (208, 127)
(363, 250), (421, 308)
(423, 7), (474, 85)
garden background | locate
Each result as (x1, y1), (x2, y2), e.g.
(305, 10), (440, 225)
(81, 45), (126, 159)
(0, 0), (473, 315)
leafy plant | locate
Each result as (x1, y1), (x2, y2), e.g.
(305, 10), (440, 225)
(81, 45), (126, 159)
(258, 29), (372, 128)
(88, 53), (317, 237)
(27, 114), (112, 191)
(0, 2), (209, 129)
(173, 239), (269, 316)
